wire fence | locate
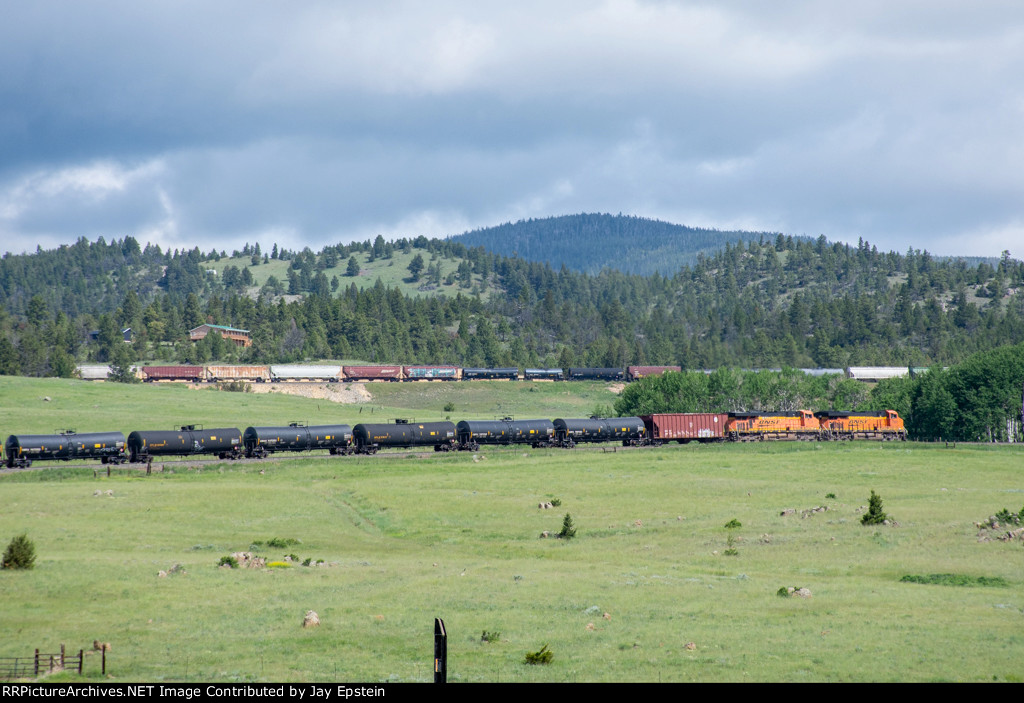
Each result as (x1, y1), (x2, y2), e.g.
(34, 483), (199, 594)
(0, 645), (84, 681)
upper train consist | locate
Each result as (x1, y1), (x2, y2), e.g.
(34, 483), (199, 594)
(76, 365), (678, 382)
(76, 364), (923, 384)
(3, 410), (905, 468)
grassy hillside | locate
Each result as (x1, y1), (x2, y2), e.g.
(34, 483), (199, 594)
(1, 378), (1022, 682)
(0, 377), (621, 435)
(201, 247), (497, 302)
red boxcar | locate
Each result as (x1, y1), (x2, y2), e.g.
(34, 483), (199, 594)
(641, 413), (729, 443)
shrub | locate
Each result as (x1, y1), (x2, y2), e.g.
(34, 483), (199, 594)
(900, 574), (1008, 588)
(443, 402), (456, 412)
(481, 630), (501, 643)
(550, 498), (562, 507)
(558, 513), (577, 539)
(825, 493), (837, 500)
(524, 645), (553, 665)
(993, 507), (1022, 525)
(862, 490), (889, 525)
(2, 533), (36, 570)
(724, 518), (742, 529)
(218, 556), (239, 569)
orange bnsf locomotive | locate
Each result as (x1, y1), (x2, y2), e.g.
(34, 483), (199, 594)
(814, 410), (906, 440)
(640, 410), (907, 444)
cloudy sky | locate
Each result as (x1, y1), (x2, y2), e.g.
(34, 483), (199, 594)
(2, 1), (1022, 259)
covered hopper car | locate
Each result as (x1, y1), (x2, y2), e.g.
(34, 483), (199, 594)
(342, 366), (403, 382)
(641, 413), (729, 443)
(142, 366), (206, 382)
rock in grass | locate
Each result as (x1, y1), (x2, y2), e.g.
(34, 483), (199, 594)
(303, 610), (320, 628)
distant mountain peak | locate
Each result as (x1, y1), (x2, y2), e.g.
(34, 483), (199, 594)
(449, 213), (776, 276)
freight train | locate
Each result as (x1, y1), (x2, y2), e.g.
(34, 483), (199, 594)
(76, 365), (681, 383)
(76, 364), (923, 384)
(3, 410), (905, 468)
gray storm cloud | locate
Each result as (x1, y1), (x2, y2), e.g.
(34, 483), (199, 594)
(1, 0), (1022, 258)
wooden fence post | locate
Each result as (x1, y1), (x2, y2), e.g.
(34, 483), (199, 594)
(34, 649), (39, 677)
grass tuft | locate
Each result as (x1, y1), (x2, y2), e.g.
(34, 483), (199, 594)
(900, 574), (1009, 588)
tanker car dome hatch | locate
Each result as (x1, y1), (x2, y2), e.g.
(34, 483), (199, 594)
(288, 421), (308, 427)
(394, 419), (409, 424)
(58, 429), (77, 435)
(180, 424), (201, 431)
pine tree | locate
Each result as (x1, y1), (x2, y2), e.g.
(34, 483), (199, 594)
(2, 533), (36, 570)
(408, 254), (425, 282)
(861, 490), (889, 525)
(558, 513), (576, 539)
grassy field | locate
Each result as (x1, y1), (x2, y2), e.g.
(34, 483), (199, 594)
(1, 378), (1022, 683)
(0, 376), (620, 434)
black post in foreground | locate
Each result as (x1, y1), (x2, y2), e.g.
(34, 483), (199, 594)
(434, 618), (447, 683)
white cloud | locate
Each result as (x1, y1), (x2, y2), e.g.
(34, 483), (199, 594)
(0, 160), (164, 220)
(351, 210), (475, 243)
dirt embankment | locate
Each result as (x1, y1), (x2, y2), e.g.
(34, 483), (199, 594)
(242, 382), (373, 404)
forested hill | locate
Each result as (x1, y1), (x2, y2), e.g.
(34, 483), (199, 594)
(1, 231), (1023, 379)
(449, 213), (773, 276)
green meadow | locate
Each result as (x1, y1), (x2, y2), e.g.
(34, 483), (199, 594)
(0, 376), (620, 433)
(1, 377), (1022, 682)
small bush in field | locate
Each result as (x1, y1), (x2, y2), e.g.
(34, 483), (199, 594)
(2, 533), (36, 570)
(524, 644), (553, 665)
